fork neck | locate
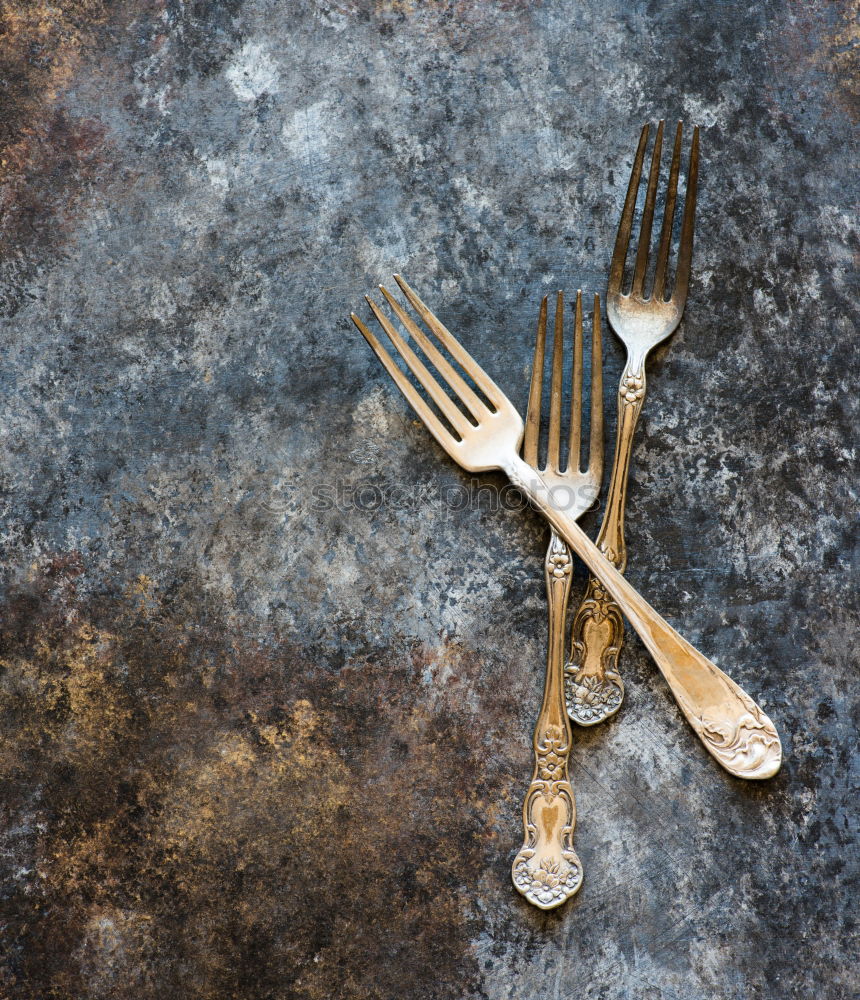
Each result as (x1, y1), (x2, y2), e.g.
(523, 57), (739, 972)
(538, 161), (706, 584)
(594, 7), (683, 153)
(621, 346), (649, 380)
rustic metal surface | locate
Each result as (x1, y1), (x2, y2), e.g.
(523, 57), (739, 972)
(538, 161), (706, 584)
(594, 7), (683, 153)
(0, 2), (857, 998)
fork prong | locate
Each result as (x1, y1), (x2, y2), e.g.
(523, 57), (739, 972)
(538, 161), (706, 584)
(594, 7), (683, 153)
(672, 125), (699, 308)
(631, 119), (665, 298)
(547, 291), (565, 472)
(393, 274), (507, 410)
(609, 123), (649, 296)
(379, 284), (486, 421)
(364, 296), (472, 438)
(524, 296), (548, 469)
(351, 312), (458, 457)
(652, 121), (683, 301)
(568, 290), (583, 472)
(588, 293), (603, 479)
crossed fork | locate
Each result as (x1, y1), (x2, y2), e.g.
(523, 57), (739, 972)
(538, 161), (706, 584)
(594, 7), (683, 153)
(351, 123), (781, 909)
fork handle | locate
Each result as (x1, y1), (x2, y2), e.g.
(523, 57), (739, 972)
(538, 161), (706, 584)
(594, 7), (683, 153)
(505, 454), (782, 780)
(565, 362), (646, 725)
(512, 531), (583, 909)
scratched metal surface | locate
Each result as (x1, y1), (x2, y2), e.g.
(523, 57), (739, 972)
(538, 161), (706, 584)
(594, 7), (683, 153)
(0, 2), (857, 998)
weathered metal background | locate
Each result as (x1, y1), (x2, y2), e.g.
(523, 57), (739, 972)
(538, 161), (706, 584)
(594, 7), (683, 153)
(0, 2), (857, 998)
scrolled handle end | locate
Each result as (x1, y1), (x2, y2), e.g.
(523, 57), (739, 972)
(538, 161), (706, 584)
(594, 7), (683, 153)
(565, 576), (626, 726)
(512, 743), (583, 910)
(512, 846), (583, 909)
(565, 667), (624, 726)
(694, 706), (783, 779)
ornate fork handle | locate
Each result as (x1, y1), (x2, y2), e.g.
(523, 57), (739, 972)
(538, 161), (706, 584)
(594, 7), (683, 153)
(565, 359), (646, 725)
(512, 531), (583, 909)
(507, 455), (782, 780)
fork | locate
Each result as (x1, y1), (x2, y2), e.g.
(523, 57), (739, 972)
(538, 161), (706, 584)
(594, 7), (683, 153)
(351, 275), (781, 780)
(510, 290), (602, 908)
(566, 120), (698, 726)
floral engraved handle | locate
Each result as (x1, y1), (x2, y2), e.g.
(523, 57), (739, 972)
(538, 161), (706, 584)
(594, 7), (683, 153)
(565, 363), (646, 725)
(513, 532), (583, 908)
(687, 690), (783, 777)
(565, 577), (625, 725)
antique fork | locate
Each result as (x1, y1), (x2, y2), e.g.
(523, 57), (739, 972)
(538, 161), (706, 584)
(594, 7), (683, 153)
(566, 120), (699, 726)
(511, 290), (602, 909)
(351, 275), (781, 780)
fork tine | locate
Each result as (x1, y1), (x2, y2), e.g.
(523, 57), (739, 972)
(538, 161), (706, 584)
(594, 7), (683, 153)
(588, 293), (603, 478)
(652, 120), (683, 301)
(672, 125), (699, 308)
(364, 295), (472, 438)
(547, 291), (565, 472)
(523, 295), (548, 468)
(393, 274), (507, 409)
(631, 119), (665, 298)
(609, 123), (649, 295)
(568, 290), (583, 472)
(351, 312), (457, 455)
(378, 284), (486, 421)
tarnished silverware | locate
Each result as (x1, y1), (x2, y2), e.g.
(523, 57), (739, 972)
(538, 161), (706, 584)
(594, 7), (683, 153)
(351, 275), (781, 781)
(511, 290), (603, 908)
(566, 120), (699, 726)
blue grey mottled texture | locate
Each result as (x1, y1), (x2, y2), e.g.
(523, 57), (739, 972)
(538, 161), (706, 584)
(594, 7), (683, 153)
(0, 1), (857, 998)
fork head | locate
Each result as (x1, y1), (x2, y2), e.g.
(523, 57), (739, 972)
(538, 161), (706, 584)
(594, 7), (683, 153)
(607, 120), (700, 353)
(523, 290), (604, 522)
(350, 275), (523, 473)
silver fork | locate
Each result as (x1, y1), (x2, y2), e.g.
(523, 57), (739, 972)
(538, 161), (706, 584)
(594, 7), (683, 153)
(511, 290), (602, 909)
(566, 120), (699, 726)
(352, 275), (781, 780)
